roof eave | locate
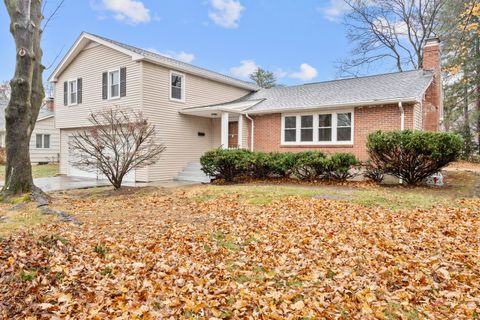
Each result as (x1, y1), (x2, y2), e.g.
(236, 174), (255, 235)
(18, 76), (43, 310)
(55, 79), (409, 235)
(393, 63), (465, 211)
(48, 32), (143, 83)
(243, 97), (422, 115)
(141, 56), (258, 91)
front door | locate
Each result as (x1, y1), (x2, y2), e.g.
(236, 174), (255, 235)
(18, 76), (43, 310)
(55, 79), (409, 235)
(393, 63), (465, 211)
(228, 121), (238, 148)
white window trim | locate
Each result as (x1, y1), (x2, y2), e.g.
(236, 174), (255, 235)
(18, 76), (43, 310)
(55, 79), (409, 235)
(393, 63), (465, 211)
(108, 68), (121, 100)
(67, 79), (78, 106)
(169, 70), (186, 103)
(280, 109), (354, 146)
(36, 134), (51, 149)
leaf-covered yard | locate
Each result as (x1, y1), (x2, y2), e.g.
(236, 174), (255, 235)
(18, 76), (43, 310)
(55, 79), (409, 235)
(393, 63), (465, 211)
(1, 172), (479, 319)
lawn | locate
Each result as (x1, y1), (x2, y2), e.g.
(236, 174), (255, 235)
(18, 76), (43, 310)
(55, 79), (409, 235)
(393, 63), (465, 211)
(0, 163), (59, 181)
(0, 170), (479, 319)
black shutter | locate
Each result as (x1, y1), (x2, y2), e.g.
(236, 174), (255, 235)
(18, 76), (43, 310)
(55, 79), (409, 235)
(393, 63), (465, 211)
(77, 78), (82, 104)
(120, 67), (126, 97)
(102, 72), (108, 100)
(63, 81), (68, 106)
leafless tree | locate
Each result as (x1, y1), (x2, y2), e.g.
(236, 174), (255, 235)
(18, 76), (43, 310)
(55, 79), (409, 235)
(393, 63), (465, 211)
(339, 0), (447, 76)
(69, 108), (166, 190)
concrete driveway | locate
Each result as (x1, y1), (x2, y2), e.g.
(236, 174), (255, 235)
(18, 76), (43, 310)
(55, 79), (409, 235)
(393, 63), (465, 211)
(0, 176), (119, 192)
(0, 176), (199, 192)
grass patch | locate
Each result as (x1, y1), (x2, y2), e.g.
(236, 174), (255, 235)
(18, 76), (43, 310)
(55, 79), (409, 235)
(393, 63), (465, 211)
(0, 207), (53, 237)
(189, 175), (476, 211)
(0, 163), (58, 181)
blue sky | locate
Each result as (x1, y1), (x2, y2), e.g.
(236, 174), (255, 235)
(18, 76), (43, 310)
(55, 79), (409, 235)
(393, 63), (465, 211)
(0, 0), (382, 86)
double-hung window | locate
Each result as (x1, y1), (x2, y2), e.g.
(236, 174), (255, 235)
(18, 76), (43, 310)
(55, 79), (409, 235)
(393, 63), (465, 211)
(300, 115), (313, 142)
(318, 114), (332, 142)
(282, 110), (353, 145)
(109, 69), (120, 99)
(36, 134), (50, 149)
(170, 71), (185, 102)
(68, 80), (77, 105)
(284, 116), (296, 142)
(336, 112), (352, 141)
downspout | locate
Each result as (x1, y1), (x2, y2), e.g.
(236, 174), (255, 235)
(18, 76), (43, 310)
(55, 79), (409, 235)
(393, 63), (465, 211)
(398, 101), (405, 130)
(398, 101), (405, 185)
(245, 113), (254, 151)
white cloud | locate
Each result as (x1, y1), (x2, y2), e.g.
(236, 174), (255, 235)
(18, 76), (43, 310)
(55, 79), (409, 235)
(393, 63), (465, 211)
(230, 60), (258, 78)
(208, 0), (244, 29)
(319, 0), (350, 22)
(273, 68), (288, 79)
(144, 48), (196, 63)
(290, 63), (318, 81)
(100, 0), (151, 24)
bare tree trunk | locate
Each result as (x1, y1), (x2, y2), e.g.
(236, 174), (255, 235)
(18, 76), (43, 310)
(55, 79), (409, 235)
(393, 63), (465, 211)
(2, 0), (45, 197)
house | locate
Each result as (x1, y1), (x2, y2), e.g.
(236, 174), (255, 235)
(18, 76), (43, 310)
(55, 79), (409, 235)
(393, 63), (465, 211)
(48, 33), (442, 182)
(0, 87), (60, 164)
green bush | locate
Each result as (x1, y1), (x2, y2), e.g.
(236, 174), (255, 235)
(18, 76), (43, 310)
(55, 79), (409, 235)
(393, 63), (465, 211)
(269, 152), (298, 177)
(247, 152), (274, 179)
(292, 151), (328, 181)
(324, 153), (360, 181)
(200, 148), (251, 182)
(200, 149), (360, 182)
(363, 161), (385, 183)
(367, 130), (463, 185)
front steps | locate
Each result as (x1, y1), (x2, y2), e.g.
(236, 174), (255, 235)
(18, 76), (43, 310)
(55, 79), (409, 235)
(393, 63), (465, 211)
(175, 162), (211, 183)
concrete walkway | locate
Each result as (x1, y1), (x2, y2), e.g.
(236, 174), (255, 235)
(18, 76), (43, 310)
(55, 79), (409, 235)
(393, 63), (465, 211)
(0, 176), (202, 192)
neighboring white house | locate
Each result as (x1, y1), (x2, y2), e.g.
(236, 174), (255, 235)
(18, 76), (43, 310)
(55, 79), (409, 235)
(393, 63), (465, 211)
(0, 88), (60, 164)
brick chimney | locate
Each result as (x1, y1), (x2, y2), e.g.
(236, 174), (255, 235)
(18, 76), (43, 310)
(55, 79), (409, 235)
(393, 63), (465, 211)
(422, 37), (442, 131)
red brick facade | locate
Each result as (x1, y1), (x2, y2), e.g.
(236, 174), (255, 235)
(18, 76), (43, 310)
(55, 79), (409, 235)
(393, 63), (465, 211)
(248, 104), (414, 160)
(246, 38), (441, 161)
(422, 38), (442, 131)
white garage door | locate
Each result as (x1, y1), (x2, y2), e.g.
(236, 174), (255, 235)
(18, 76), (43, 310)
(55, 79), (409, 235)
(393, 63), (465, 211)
(67, 138), (136, 182)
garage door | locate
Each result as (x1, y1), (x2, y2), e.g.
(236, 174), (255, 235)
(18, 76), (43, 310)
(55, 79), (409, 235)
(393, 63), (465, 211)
(67, 138), (135, 182)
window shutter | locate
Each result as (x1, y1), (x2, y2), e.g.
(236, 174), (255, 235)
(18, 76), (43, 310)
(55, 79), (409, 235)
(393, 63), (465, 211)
(120, 67), (126, 97)
(63, 81), (68, 106)
(102, 72), (108, 100)
(77, 78), (82, 104)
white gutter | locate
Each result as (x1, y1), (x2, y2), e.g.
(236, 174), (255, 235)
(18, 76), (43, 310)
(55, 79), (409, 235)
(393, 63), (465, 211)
(243, 97), (421, 115)
(398, 101), (405, 130)
(245, 113), (254, 151)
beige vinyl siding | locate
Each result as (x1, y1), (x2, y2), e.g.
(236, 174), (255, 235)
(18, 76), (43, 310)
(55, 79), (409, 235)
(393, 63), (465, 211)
(142, 61), (250, 181)
(30, 117), (60, 164)
(211, 118), (221, 148)
(54, 42), (142, 129)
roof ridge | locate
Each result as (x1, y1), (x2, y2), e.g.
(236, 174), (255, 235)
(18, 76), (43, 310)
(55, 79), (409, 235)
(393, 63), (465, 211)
(258, 69), (431, 92)
(83, 32), (258, 90)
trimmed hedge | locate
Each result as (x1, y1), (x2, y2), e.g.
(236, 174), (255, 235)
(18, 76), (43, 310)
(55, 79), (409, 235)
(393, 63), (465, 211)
(367, 130), (463, 185)
(200, 149), (360, 182)
(200, 148), (252, 182)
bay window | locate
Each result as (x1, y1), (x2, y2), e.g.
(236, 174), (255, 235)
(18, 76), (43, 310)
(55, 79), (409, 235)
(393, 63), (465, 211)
(282, 110), (353, 145)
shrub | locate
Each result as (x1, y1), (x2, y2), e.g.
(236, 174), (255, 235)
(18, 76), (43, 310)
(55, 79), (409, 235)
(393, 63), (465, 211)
(367, 130), (463, 185)
(292, 151), (327, 181)
(247, 152), (275, 179)
(363, 161), (384, 183)
(269, 152), (298, 178)
(324, 153), (360, 181)
(200, 148), (251, 182)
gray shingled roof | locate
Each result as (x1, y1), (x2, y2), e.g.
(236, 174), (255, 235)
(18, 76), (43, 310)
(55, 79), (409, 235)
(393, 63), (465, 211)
(242, 70), (433, 113)
(85, 33), (259, 91)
